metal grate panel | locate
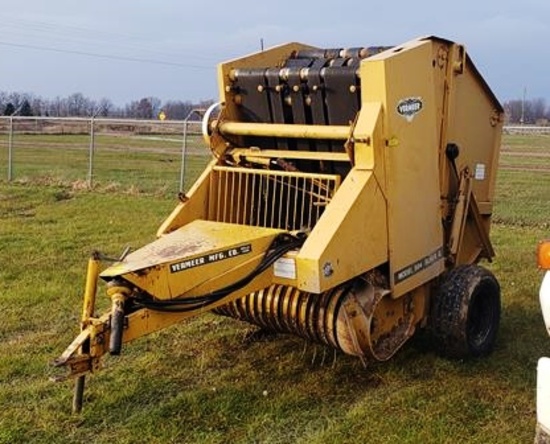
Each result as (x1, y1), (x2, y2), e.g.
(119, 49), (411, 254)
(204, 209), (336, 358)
(209, 166), (341, 231)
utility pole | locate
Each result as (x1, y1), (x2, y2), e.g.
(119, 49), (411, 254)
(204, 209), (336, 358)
(87, 106), (104, 188)
(520, 87), (526, 125)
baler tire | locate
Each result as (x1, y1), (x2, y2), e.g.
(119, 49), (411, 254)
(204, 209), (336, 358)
(430, 265), (500, 358)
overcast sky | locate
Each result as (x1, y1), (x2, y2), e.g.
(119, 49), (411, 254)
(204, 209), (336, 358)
(1, 0), (548, 106)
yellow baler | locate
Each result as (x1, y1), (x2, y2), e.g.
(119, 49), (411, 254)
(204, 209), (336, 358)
(54, 36), (504, 412)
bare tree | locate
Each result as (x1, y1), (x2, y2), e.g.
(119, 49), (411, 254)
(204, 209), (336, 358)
(97, 98), (114, 117)
(30, 95), (45, 116)
(162, 100), (194, 120)
(503, 97), (548, 124)
(0, 89), (214, 119)
(48, 96), (66, 117)
(6, 92), (24, 109)
(67, 93), (93, 116)
(532, 98), (546, 122)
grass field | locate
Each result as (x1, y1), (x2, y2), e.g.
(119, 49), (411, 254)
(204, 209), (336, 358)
(0, 133), (549, 443)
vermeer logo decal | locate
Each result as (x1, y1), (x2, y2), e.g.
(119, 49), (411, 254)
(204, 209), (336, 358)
(397, 97), (423, 122)
(170, 244), (252, 273)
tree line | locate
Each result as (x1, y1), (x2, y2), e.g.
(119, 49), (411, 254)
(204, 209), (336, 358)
(0, 91), (213, 120)
(1, 90), (549, 125)
(503, 98), (549, 124)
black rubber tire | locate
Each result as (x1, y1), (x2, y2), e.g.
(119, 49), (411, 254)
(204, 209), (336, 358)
(430, 264), (501, 358)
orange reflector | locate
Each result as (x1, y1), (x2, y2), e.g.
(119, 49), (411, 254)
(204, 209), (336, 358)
(539, 241), (550, 270)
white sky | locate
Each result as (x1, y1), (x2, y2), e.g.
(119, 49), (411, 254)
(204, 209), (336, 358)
(0, 0), (548, 105)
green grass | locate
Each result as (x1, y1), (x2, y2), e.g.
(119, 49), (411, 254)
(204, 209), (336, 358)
(501, 133), (550, 154)
(0, 133), (549, 443)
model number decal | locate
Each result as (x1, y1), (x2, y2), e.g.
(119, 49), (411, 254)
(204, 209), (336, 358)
(394, 247), (443, 283)
(397, 97), (423, 122)
(170, 244), (252, 273)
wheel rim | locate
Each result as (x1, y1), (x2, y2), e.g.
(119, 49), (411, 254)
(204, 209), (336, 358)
(467, 281), (498, 351)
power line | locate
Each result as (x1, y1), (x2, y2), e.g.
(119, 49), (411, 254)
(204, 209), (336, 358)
(0, 40), (214, 70)
(2, 17), (221, 63)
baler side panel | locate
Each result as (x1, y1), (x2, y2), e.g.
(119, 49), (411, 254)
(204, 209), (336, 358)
(446, 58), (503, 265)
(296, 169), (388, 293)
(448, 59), (502, 203)
(157, 159), (217, 236)
(361, 40), (445, 297)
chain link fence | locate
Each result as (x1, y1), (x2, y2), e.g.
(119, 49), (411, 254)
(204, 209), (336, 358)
(0, 118), (549, 228)
(495, 132), (550, 229)
(0, 116), (210, 195)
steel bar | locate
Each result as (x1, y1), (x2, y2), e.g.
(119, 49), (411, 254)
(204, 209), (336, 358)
(217, 121), (351, 140)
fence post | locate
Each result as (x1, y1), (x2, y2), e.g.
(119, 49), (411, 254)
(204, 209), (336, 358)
(8, 116), (14, 181)
(179, 109), (206, 192)
(7, 106), (23, 181)
(88, 116), (95, 188)
(179, 120), (188, 192)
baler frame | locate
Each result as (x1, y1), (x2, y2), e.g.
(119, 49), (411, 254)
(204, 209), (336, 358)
(54, 36), (504, 413)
